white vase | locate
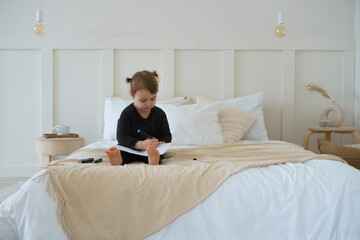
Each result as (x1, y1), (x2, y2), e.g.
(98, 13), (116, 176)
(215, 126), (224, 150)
(319, 100), (345, 127)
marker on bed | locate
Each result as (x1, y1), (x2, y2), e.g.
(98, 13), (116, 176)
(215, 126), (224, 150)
(92, 158), (102, 164)
(78, 158), (94, 163)
(137, 129), (154, 139)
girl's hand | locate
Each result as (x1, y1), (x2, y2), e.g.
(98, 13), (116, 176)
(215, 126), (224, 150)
(146, 138), (159, 148)
(134, 139), (160, 150)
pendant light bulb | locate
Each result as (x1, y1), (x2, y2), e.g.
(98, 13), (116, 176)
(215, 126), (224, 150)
(275, 12), (287, 38)
(33, 9), (46, 36)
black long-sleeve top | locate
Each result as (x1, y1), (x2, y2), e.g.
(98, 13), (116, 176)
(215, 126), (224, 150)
(116, 103), (172, 149)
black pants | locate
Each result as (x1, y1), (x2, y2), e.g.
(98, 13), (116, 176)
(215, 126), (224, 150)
(120, 151), (164, 165)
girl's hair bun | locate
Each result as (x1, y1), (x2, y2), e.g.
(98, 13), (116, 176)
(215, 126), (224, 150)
(126, 70), (159, 95)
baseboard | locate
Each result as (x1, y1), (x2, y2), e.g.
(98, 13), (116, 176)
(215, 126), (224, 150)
(0, 166), (42, 177)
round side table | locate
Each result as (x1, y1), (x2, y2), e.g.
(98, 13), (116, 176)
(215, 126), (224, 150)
(36, 137), (85, 167)
(303, 127), (360, 150)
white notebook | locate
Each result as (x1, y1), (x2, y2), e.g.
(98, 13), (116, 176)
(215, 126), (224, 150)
(115, 143), (171, 156)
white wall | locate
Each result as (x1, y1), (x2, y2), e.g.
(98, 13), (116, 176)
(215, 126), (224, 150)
(0, 0), (357, 177)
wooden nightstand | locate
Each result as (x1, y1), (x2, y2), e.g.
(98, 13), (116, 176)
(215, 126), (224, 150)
(36, 137), (85, 167)
(303, 127), (360, 150)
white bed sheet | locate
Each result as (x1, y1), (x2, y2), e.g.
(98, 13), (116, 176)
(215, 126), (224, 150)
(1, 141), (360, 240)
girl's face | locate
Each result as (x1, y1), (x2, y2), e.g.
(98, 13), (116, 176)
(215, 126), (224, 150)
(131, 89), (157, 115)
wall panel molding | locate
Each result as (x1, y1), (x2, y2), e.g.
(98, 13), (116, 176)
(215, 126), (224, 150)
(342, 50), (355, 144)
(0, 37), (355, 51)
(101, 49), (115, 131)
(222, 50), (235, 99)
(40, 49), (54, 134)
(281, 50), (296, 143)
(355, 40), (360, 132)
(355, 0), (360, 132)
(101, 49), (115, 98)
(160, 49), (175, 99)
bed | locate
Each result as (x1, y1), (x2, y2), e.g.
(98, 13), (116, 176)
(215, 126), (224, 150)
(1, 92), (360, 240)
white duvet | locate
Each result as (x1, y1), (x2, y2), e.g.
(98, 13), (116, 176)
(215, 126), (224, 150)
(1, 141), (360, 240)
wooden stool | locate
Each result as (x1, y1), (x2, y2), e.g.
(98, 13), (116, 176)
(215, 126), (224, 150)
(303, 127), (360, 150)
(36, 137), (85, 167)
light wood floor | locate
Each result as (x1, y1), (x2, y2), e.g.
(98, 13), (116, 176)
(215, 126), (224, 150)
(0, 178), (29, 190)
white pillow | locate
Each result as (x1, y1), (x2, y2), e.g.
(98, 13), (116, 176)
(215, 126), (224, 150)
(103, 96), (186, 141)
(197, 92), (269, 141)
(155, 97), (186, 104)
(157, 102), (224, 146)
(103, 97), (132, 141)
(196, 97), (257, 143)
(221, 92), (268, 141)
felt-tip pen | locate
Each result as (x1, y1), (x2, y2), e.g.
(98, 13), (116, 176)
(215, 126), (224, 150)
(78, 158), (94, 163)
(137, 129), (154, 139)
(92, 158), (103, 164)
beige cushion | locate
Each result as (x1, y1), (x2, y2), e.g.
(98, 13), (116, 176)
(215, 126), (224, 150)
(317, 138), (360, 170)
(196, 97), (257, 143)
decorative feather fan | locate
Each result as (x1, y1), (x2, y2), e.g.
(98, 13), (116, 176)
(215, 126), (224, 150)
(305, 83), (331, 100)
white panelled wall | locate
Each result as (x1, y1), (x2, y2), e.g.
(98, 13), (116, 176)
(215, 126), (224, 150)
(0, 0), (359, 177)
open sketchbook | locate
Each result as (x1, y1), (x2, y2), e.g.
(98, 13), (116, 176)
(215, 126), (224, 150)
(115, 143), (171, 156)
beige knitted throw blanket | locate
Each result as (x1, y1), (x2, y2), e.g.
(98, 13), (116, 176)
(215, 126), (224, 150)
(42, 141), (344, 240)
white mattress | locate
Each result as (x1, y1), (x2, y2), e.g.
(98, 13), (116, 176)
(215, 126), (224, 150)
(1, 141), (360, 239)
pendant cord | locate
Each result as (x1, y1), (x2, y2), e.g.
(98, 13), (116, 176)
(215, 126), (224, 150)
(38, 0), (42, 10)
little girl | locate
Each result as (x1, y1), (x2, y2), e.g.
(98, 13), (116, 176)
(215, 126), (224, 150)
(106, 70), (172, 165)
